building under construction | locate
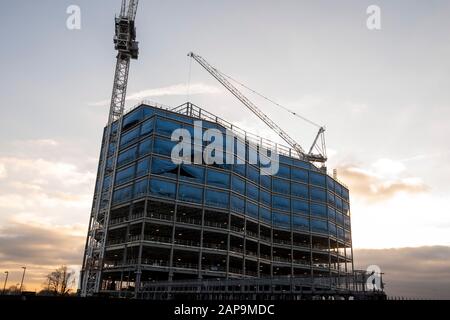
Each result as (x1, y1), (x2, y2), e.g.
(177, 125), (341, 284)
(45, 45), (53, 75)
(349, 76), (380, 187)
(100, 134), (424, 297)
(79, 0), (385, 300)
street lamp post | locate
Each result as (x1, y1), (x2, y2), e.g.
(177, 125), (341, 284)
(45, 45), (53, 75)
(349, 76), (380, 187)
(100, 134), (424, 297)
(19, 267), (26, 293)
(2, 271), (8, 294)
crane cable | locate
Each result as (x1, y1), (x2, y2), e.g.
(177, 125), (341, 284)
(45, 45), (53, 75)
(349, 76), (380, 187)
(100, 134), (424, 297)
(214, 68), (323, 129)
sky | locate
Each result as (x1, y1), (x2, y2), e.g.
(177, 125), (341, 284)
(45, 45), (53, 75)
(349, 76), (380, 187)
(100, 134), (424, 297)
(0, 0), (449, 298)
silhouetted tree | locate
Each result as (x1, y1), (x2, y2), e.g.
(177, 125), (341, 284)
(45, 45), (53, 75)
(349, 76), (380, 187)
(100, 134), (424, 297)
(43, 265), (75, 296)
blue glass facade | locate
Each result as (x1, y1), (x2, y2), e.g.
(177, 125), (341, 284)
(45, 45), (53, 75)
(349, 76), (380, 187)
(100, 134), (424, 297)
(97, 103), (353, 292)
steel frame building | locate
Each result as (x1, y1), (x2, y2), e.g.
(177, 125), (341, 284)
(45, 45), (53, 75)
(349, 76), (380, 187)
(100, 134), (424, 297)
(81, 101), (358, 299)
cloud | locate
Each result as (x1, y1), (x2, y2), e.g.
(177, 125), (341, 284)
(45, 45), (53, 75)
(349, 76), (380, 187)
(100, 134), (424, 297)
(354, 246), (450, 299)
(89, 83), (222, 107)
(337, 158), (428, 202)
(0, 163), (6, 179)
(0, 216), (85, 291)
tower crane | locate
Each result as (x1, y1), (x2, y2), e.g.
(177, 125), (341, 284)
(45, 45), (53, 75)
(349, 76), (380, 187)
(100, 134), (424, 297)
(187, 52), (327, 164)
(81, 0), (139, 297)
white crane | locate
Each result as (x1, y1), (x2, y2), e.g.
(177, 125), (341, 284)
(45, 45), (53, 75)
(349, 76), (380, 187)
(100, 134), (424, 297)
(187, 52), (327, 164)
(81, 0), (139, 297)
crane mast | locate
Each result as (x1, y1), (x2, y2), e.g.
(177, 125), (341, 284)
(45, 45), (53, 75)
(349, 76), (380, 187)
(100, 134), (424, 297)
(187, 52), (327, 163)
(81, 0), (139, 297)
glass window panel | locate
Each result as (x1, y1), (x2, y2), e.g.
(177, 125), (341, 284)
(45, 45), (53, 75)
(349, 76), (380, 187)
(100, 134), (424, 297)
(180, 164), (204, 183)
(138, 139), (152, 156)
(273, 212), (290, 228)
(345, 230), (351, 242)
(117, 146), (137, 167)
(335, 183), (343, 196)
(336, 212), (344, 226)
(293, 159), (311, 169)
(291, 182), (308, 199)
(133, 179), (148, 198)
(206, 169), (230, 188)
(153, 138), (177, 157)
(260, 175), (271, 190)
(311, 203), (327, 218)
(260, 189), (271, 207)
(108, 142), (116, 156)
(279, 155), (293, 165)
(337, 227), (345, 240)
(151, 157), (178, 178)
(142, 106), (154, 119)
(260, 207), (271, 223)
(155, 118), (180, 137)
(112, 185), (132, 204)
(311, 187), (326, 202)
(231, 175), (245, 194)
(141, 118), (154, 136)
(149, 178), (176, 199)
(233, 164), (246, 177)
(136, 158), (150, 177)
(327, 191), (336, 206)
(120, 127), (140, 147)
(327, 177), (335, 191)
(328, 222), (337, 235)
(343, 201), (350, 215)
(293, 215), (309, 231)
(292, 199), (309, 214)
(272, 195), (290, 211)
(310, 171), (326, 187)
(328, 207), (336, 221)
(342, 187), (349, 200)
(276, 164), (290, 179)
(336, 197), (343, 211)
(292, 168), (308, 183)
(273, 178), (289, 194)
(246, 183), (259, 201)
(246, 201), (258, 218)
(122, 108), (143, 130)
(311, 219), (328, 234)
(102, 175), (112, 192)
(205, 189), (229, 209)
(178, 183), (203, 203)
(115, 165), (135, 185)
(247, 165), (259, 184)
(231, 195), (245, 213)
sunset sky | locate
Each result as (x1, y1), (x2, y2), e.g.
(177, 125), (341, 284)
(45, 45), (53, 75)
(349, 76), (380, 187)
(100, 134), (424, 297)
(0, 0), (449, 298)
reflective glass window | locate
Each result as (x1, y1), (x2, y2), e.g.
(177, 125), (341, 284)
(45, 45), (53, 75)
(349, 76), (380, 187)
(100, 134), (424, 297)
(136, 158), (150, 177)
(327, 177), (335, 191)
(336, 212), (344, 226)
(231, 195), (245, 213)
(178, 183), (203, 204)
(292, 199), (309, 214)
(206, 169), (230, 188)
(276, 164), (290, 179)
(112, 185), (132, 204)
(293, 216), (309, 231)
(120, 127), (140, 147)
(342, 187), (349, 200)
(115, 165), (135, 185)
(133, 179), (148, 198)
(328, 207), (336, 221)
(246, 183), (259, 201)
(291, 182), (308, 199)
(291, 168), (308, 183)
(260, 175), (271, 190)
(273, 178), (289, 194)
(123, 108), (143, 130)
(260, 189), (271, 207)
(141, 119), (154, 136)
(153, 138), (177, 157)
(336, 197), (343, 211)
(327, 191), (336, 206)
(293, 159), (310, 169)
(273, 212), (290, 228)
(272, 195), (290, 211)
(151, 157), (178, 178)
(205, 189), (229, 209)
(310, 172), (326, 187)
(155, 118), (180, 137)
(233, 164), (246, 177)
(231, 175), (245, 194)
(260, 207), (271, 223)
(335, 183), (343, 196)
(311, 219), (328, 234)
(311, 203), (327, 218)
(337, 227), (345, 240)
(117, 146), (137, 167)
(149, 178), (176, 199)
(138, 139), (152, 156)
(180, 164), (204, 183)
(247, 165), (259, 184)
(246, 201), (258, 218)
(328, 222), (337, 235)
(311, 187), (326, 202)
